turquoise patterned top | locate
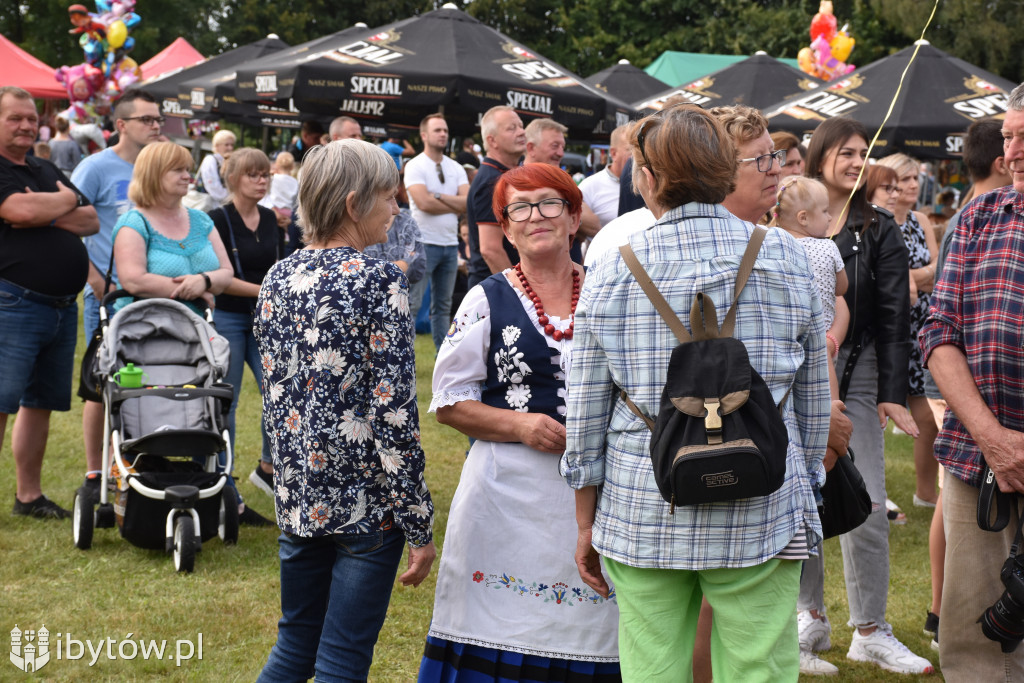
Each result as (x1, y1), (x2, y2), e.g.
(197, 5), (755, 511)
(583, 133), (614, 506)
(112, 208), (221, 314)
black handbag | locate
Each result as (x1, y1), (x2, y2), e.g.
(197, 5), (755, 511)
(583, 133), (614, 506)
(818, 448), (872, 539)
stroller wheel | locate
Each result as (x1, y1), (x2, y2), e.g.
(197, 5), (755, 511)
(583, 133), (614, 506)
(219, 486), (239, 545)
(73, 489), (94, 550)
(172, 515), (196, 573)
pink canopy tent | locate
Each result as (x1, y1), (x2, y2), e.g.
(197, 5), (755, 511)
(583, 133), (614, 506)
(0, 33), (66, 99)
(140, 37), (205, 81)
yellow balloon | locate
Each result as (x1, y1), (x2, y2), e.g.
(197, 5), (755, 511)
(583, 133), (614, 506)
(107, 20), (127, 49)
(798, 47), (816, 75)
(830, 32), (855, 63)
(121, 56), (141, 79)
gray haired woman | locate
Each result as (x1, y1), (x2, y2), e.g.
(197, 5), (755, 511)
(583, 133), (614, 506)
(254, 139), (436, 682)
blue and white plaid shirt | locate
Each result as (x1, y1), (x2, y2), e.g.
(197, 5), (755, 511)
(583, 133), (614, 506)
(561, 202), (831, 570)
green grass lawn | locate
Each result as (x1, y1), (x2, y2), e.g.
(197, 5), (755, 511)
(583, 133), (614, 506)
(1, 317), (941, 681)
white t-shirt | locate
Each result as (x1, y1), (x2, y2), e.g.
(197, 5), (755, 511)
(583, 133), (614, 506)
(578, 167), (621, 227)
(796, 236), (844, 329)
(259, 173), (298, 212)
(583, 208), (655, 267)
(404, 154), (468, 246)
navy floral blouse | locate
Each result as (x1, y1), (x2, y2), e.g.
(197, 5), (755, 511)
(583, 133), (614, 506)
(254, 246), (433, 547)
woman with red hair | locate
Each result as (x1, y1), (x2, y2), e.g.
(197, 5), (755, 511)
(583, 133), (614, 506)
(418, 163), (620, 682)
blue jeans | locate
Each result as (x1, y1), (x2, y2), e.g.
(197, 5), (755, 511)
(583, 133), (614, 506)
(257, 527), (406, 682)
(424, 244), (458, 350)
(0, 281), (78, 413)
(214, 308), (271, 467)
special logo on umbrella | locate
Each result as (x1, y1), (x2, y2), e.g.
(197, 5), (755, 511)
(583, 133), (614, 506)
(349, 73), (403, 99)
(639, 88), (713, 110)
(495, 41), (578, 89)
(945, 76), (1009, 120)
(254, 73), (279, 97)
(339, 99), (387, 118)
(327, 31), (411, 67)
(683, 77), (721, 101)
(507, 88), (554, 116)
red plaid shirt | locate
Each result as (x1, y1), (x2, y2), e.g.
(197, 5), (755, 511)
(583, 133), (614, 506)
(921, 187), (1024, 487)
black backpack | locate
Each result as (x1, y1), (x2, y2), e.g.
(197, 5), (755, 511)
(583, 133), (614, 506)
(619, 227), (791, 512)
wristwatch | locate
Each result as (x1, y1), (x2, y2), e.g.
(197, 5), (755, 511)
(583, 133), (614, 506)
(433, 192), (442, 200)
(201, 273), (212, 290)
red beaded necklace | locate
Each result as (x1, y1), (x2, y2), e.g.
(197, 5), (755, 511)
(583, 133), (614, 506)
(513, 262), (580, 342)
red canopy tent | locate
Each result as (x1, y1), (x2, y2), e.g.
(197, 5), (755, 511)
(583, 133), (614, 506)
(140, 37), (205, 81)
(0, 33), (65, 99)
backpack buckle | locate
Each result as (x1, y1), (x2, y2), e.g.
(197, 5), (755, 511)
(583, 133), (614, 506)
(704, 398), (723, 444)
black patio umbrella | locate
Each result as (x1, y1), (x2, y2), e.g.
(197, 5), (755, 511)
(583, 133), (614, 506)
(175, 28), (372, 130)
(583, 59), (671, 106)
(762, 41), (1018, 159)
(140, 34), (289, 120)
(633, 52), (822, 113)
(234, 6), (634, 138)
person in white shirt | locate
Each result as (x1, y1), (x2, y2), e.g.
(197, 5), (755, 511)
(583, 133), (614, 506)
(197, 129), (234, 205)
(579, 124), (630, 227)
(404, 113), (469, 349)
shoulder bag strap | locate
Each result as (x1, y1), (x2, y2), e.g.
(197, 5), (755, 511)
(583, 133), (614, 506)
(220, 206), (245, 277)
(720, 225), (767, 338)
(618, 243), (688, 430)
(619, 243), (691, 344)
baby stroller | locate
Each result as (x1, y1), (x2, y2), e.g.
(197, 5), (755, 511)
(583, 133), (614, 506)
(73, 292), (237, 572)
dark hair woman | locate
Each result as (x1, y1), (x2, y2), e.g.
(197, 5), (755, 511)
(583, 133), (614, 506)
(796, 117), (933, 675)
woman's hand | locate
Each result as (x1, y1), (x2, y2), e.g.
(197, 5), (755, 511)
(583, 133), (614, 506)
(575, 526), (610, 598)
(170, 273), (207, 302)
(515, 413), (566, 454)
(878, 401), (919, 437)
(399, 541), (436, 587)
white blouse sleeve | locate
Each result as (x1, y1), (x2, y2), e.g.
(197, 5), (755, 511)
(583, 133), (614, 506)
(428, 284), (491, 412)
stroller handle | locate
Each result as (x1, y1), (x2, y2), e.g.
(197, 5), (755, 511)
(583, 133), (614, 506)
(100, 290), (216, 324)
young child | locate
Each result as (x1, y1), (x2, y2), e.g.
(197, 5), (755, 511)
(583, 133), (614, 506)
(772, 175), (849, 400)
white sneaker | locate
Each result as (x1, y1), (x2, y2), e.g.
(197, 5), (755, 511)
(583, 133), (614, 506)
(847, 624), (935, 674)
(798, 610), (832, 652)
(800, 649), (839, 676)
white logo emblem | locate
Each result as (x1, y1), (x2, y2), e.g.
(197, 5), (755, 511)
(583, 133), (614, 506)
(10, 624), (50, 673)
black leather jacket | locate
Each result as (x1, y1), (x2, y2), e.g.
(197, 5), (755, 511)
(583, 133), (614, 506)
(833, 201), (911, 405)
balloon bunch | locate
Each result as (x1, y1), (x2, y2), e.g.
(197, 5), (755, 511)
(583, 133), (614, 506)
(56, 1), (143, 124)
(797, 1), (855, 81)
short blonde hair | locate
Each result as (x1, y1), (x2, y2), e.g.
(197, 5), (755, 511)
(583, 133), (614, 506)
(297, 139), (399, 245)
(212, 129), (236, 149)
(481, 105), (517, 149)
(771, 176), (826, 227)
(128, 141), (194, 208)
(876, 153), (919, 180)
(524, 118), (567, 146)
(274, 151), (296, 176)
(708, 105), (769, 147)
(223, 148), (271, 193)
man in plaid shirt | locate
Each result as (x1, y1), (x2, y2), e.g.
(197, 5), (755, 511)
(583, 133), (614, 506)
(920, 80), (1024, 682)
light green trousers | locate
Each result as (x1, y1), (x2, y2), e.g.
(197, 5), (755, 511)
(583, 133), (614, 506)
(605, 556), (801, 683)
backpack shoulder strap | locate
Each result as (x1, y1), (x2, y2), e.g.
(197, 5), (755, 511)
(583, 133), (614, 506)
(619, 243), (691, 344)
(721, 226), (767, 338)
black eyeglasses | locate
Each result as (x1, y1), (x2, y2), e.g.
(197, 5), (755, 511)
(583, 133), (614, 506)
(635, 103), (704, 180)
(121, 115), (166, 127)
(636, 118), (658, 180)
(502, 198), (569, 222)
(738, 149), (786, 173)
(879, 184), (902, 195)
(436, 162), (445, 184)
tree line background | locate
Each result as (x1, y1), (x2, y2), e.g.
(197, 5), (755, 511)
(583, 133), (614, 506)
(3, 0), (1021, 90)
